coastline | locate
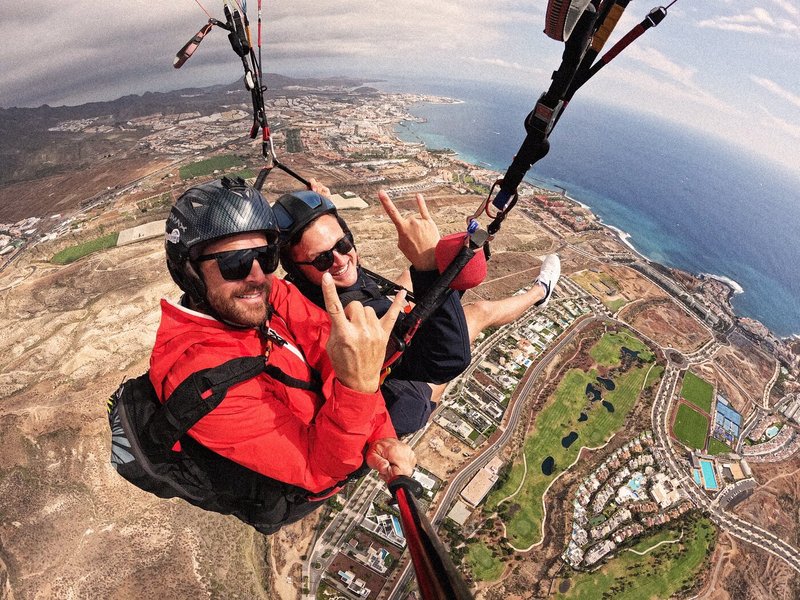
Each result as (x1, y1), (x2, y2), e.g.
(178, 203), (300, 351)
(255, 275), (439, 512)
(576, 197), (748, 306)
(562, 193), (753, 333)
(585, 210), (747, 308)
(700, 273), (744, 295)
(392, 94), (798, 343)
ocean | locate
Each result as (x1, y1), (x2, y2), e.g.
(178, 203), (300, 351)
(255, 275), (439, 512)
(380, 78), (800, 338)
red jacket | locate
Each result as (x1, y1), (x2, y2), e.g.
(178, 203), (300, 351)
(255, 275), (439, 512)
(149, 278), (396, 494)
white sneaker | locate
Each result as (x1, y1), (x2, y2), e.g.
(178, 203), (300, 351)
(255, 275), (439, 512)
(534, 254), (561, 307)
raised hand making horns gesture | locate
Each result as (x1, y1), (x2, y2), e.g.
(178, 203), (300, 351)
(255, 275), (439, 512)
(378, 190), (441, 272)
(321, 271), (406, 393)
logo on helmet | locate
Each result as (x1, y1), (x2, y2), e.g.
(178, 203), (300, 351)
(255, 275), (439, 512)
(166, 228), (181, 244)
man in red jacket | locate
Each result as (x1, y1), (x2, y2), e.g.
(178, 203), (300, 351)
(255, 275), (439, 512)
(150, 177), (415, 532)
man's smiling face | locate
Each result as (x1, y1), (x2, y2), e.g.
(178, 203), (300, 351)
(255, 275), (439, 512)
(197, 232), (274, 327)
(291, 214), (359, 288)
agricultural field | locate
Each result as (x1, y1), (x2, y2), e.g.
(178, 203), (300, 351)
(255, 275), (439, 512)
(556, 514), (716, 599)
(51, 232), (119, 264)
(486, 329), (662, 548)
(179, 154), (250, 180)
(672, 404), (709, 450)
(681, 371), (714, 413)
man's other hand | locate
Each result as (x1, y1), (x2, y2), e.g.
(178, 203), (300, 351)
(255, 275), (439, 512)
(322, 272), (406, 392)
(366, 437), (417, 482)
(378, 190), (440, 271)
(308, 178), (331, 197)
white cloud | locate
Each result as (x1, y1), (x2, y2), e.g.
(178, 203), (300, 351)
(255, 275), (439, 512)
(601, 66), (738, 120)
(698, 22), (771, 34)
(750, 76), (800, 109)
(756, 105), (800, 140)
(623, 46), (696, 87)
(590, 66), (799, 174)
(770, 0), (800, 18)
(0, 0), (796, 179)
(0, 2), (207, 106)
(1, 0), (526, 106)
(464, 57), (545, 75)
(697, 7), (799, 36)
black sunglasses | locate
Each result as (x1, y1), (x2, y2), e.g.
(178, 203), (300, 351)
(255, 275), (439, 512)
(196, 245), (279, 280)
(295, 234), (354, 272)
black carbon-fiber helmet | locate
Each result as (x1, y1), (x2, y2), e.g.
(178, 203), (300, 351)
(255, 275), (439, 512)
(165, 177), (279, 306)
(273, 190), (338, 245)
(272, 190), (354, 286)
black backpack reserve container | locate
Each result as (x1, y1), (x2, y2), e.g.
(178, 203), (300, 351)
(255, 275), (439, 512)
(107, 356), (327, 534)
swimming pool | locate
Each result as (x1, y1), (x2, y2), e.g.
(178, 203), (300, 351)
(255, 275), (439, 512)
(390, 514), (404, 538)
(693, 469), (702, 486)
(699, 459), (719, 490)
(766, 425), (780, 438)
(627, 472), (645, 492)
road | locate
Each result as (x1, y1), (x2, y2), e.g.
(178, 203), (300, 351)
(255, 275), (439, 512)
(305, 289), (799, 598)
(303, 473), (387, 598)
(385, 316), (598, 599)
(650, 357), (800, 574)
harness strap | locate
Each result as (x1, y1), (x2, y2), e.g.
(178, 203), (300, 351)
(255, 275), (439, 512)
(148, 354), (322, 449)
(337, 279), (384, 308)
(149, 356), (266, 450)
(360, 267), (416, 303)
(264, 364), (322, 392)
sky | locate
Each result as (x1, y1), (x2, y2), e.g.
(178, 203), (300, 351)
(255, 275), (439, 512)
(0, 0), (798, 176)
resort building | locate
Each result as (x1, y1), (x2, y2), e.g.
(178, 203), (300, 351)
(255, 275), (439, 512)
(460, 456), (505, 507)
(362, 506), (406, 548)
(347, 539), (392, 575)
(446, 500), (473, 527)
(584, 540), (617, 567)
(336, 570), (370, 598)
(650, 472), (683, 508)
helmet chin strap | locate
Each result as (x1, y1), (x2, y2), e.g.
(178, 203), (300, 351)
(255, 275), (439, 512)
(180, 258), (213, 310)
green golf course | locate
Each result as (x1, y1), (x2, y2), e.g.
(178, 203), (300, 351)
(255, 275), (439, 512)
(486, 328), (662, 548)
(556, 514), (715, 599)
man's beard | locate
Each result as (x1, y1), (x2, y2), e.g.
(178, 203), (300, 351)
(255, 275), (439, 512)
(206, 281), (270, 328)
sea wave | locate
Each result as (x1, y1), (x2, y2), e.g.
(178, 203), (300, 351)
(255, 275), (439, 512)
(701, 273), (744, 295)
(570, 196), (592, 211)
(596, 220), (648, 260)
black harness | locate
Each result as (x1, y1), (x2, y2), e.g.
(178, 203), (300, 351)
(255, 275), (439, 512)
(107, 355), (353, 535)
